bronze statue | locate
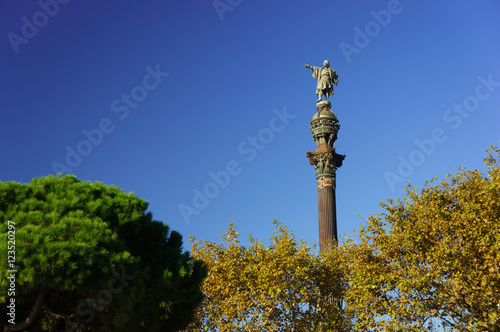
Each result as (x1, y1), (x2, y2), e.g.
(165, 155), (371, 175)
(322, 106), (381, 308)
(304, 60), (338, 102)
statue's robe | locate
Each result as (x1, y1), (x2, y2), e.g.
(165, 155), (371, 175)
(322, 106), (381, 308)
(311, 66), (338, 96)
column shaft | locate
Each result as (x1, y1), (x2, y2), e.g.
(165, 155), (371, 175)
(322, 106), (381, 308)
(318, 183), (337, 251)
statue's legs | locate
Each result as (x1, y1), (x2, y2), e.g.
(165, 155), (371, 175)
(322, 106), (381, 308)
(318, 90), (331, 102)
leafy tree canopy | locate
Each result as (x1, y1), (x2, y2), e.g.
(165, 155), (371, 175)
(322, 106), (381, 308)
(0, 174), (206, 331)
(342, 146), (500, 331)
(185, 221), (349, 332)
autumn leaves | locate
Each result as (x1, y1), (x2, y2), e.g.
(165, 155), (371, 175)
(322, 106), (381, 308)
(184, 146), (500, 331)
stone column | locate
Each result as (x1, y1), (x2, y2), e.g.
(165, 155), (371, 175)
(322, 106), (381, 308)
(306, 101), (345, 251)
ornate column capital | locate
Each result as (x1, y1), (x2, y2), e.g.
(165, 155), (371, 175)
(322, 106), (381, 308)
(306, 148), (345, 186)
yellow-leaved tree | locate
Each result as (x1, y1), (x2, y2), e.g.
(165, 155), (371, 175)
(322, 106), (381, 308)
(342, 146), (500, 331)
(184, 221), (350, 332)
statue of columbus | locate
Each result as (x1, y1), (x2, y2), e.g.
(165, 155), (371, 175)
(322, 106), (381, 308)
(304, 60), (338, 102)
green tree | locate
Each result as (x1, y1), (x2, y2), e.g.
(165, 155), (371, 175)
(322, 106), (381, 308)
(185, 221), (349, 332)
(0, 174), (207, 331)
(342, 146), (500, 331)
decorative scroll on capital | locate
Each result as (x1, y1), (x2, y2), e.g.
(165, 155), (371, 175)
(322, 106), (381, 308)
(306, 148), (345, 182)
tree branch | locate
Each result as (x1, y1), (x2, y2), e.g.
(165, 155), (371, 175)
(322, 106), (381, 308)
(4, 289), (47, 332)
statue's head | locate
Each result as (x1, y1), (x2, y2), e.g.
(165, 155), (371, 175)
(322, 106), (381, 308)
(323, 60), (330, 68)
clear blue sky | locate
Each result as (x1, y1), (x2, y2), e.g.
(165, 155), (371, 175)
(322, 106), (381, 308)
(1, 0), (499, 250)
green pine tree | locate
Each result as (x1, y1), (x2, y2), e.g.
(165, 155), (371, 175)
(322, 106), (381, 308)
(0, 174), (206, 331)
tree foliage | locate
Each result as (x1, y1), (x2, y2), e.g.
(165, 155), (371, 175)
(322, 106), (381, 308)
(0, 174), (207, 331)
(342, 146), (500, 331)
(185, 221), (349, 332)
